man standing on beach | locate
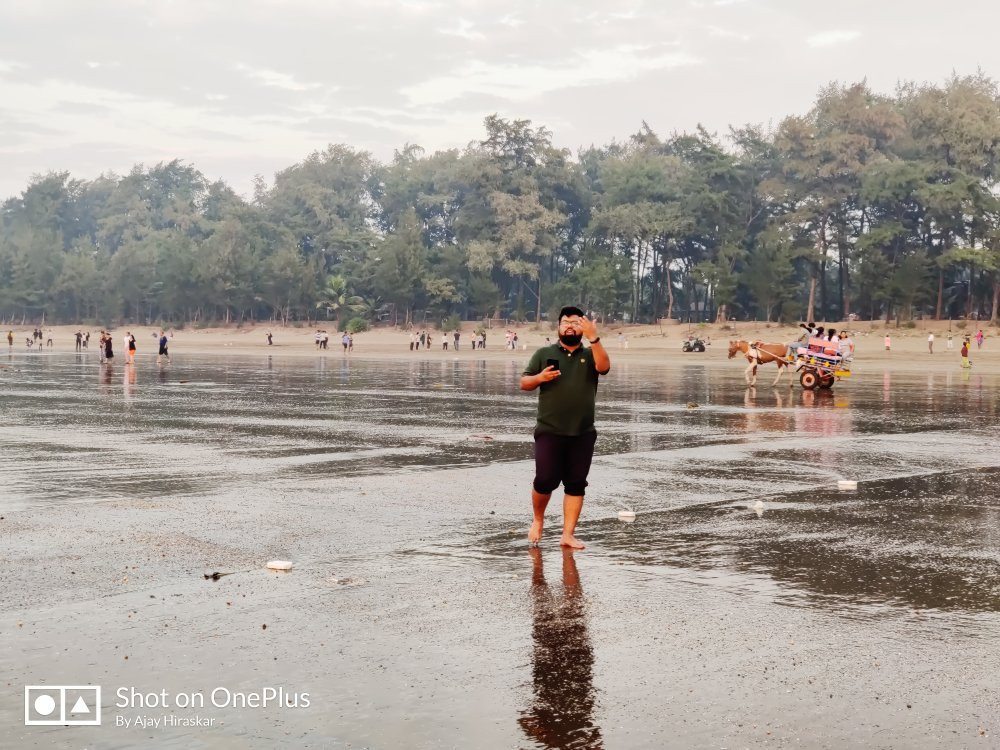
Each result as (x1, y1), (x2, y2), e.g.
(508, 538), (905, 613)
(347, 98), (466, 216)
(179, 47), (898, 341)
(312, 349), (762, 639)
(928, 332), (934, 354)
(520, 306), (611, 549)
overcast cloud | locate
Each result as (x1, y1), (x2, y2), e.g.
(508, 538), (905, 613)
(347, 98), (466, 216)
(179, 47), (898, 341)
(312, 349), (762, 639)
(0, 0), (996, 200)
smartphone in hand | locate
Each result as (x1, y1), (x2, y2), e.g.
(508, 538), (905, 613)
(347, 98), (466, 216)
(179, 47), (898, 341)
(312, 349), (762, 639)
(545, 358), (560, 371)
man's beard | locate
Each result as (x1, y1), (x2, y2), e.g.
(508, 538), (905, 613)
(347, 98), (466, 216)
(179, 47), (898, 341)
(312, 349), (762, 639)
(559, 332), (583, 346)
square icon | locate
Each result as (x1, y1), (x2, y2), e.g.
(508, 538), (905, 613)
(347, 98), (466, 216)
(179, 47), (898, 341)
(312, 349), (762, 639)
(25, 686), (101, 726)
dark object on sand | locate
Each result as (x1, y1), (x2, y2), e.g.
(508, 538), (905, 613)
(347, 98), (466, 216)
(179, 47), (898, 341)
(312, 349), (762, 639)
(203, 571), (236, 581)
(682, 338), (706, 352)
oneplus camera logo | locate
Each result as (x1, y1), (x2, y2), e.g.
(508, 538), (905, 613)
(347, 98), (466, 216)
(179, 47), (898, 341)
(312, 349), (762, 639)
(24, 685), (101, 726)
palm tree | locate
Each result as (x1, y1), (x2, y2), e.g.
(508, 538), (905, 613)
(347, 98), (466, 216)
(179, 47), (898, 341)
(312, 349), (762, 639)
(316, 274), (364, 325)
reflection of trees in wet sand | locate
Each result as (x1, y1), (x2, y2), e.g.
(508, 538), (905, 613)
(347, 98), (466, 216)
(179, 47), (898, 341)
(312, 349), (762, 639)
(519, 548), (603, 750)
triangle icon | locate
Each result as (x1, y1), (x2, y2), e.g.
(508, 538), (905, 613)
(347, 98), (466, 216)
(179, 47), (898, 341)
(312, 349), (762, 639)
(70, 696), (91, 715)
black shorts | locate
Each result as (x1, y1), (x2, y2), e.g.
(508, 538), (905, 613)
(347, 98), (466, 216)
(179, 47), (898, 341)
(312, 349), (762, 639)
(159, 346), (168, 355)
(532, 430), (597, 497)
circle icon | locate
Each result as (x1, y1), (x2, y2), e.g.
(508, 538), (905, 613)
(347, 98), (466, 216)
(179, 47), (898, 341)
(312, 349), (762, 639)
(34, 694), (56, 716)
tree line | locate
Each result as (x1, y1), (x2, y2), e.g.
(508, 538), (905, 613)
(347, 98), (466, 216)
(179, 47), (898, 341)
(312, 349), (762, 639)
(4, 73), (1000, 329)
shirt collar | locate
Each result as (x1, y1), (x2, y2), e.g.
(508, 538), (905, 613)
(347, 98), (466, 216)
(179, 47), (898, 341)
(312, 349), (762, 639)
(555, 340), (581, 355)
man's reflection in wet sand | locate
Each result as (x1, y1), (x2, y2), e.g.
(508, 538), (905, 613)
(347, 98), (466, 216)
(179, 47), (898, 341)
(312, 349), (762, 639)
(519, 547), (602, 749)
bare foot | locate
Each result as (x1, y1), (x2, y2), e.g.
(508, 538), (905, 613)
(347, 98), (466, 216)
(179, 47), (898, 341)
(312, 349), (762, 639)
(559, 534), (585, 549)
(528, 520), (544, 545)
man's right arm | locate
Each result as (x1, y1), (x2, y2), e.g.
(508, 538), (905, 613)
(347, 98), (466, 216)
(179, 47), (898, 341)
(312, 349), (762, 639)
(521, 367), (560, 391)
(521, 372), (543, 391)
(521, 350), (545, 391)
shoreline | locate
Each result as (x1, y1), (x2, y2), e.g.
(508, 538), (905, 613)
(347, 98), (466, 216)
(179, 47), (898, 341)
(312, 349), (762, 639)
(3, 321), (997, 376)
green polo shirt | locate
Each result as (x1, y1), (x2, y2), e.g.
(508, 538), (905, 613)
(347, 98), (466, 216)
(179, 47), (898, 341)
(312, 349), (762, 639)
(523, 343), (606, 436)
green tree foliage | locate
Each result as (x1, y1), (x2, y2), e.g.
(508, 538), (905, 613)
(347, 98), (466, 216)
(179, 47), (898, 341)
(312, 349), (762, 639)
(4, 77), (1000, 327)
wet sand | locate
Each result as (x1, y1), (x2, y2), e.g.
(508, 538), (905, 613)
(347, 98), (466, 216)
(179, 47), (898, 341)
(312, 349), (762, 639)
(1, 352), (998, 748)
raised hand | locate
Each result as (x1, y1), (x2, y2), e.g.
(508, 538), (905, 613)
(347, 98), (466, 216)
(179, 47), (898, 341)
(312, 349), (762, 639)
(578, 316), (598, 342)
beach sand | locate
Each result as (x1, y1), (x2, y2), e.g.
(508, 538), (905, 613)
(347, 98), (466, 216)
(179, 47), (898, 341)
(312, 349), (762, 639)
(6, 319), (996, 374)
(2, 325), (998, 747)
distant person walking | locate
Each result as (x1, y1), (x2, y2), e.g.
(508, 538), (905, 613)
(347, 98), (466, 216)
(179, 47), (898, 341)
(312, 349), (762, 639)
(454, 331), (460, 350)
(157, 331), (170, 364)
(442, 332), (448, 351)
(976, 329), (984, 349)
(409, 332), (416, 351)
(884, 334), (891, 351)
(6, 330), (12, 348)
(961, 339), (971, 368)
(75, 331), (83, 351)
(266, 331), (273, 345)
(341, 332), (350, 354)
(126, 332), (136, 364)
(103, 332), (114, 362)
(520, 306), (611, 550)
(927, 332), (934, 354)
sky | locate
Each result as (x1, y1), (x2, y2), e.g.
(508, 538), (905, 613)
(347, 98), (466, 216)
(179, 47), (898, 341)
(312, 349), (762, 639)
(1, 0), (997, 201)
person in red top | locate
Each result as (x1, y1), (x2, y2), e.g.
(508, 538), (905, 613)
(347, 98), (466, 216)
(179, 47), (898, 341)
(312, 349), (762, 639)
(961, 339), (971, 368)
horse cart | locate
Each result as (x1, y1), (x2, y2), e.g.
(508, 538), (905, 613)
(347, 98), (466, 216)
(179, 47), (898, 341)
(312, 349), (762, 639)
(786, 338), (852, 389)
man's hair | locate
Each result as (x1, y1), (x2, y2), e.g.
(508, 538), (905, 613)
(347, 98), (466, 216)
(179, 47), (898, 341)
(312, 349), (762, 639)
(558, 305), (585, 322)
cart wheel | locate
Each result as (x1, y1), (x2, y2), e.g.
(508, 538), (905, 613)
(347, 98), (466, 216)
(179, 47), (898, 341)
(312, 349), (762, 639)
(819, 374), (834, 389)
(800, 370), (819, 389)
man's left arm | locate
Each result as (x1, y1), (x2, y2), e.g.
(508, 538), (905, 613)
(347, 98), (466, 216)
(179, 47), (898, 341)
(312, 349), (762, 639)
(580, 317), (611, 374)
